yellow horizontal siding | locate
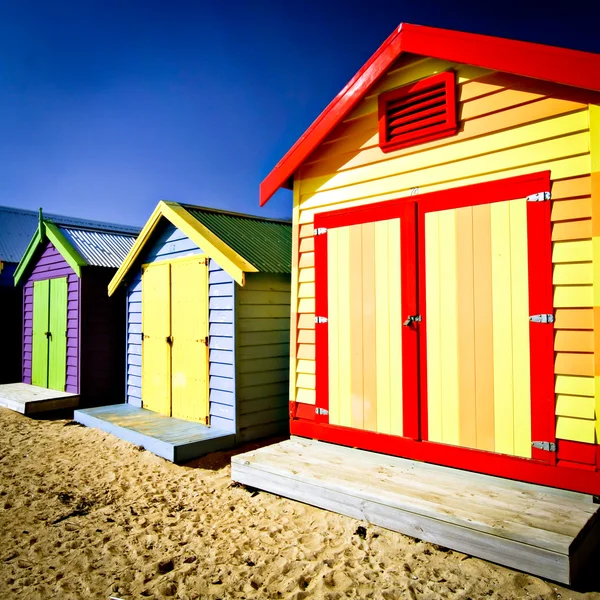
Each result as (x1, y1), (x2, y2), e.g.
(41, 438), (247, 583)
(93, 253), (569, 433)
(555, 375), (595, 397)
(556, 416), (596, 443)
(553, 263), (593, 285)
(555, 395), (595, 419)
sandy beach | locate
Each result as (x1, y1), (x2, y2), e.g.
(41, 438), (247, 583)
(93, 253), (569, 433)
(1, 407), (599, 600)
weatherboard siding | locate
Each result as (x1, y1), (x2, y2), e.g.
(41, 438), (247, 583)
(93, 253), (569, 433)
(235, 272), (291, 441)
(22, 240), (79, 393)
(126, 222), (236, 432)
(291, 56), (596, 445)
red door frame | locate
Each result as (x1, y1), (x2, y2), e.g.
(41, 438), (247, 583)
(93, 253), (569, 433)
(296, 170), (600, 495)
(314, 198), (419, 436)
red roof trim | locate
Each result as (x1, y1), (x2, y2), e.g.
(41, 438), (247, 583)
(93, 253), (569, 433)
(260, 22), (600, 206)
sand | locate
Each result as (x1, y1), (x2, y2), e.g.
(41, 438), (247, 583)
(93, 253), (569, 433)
(1, 408), (599, 600)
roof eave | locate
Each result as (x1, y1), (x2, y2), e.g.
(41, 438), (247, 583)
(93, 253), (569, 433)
(14, 219), (87, 286)
(107, 201), (259, 296)
(260, 22), (600, 206)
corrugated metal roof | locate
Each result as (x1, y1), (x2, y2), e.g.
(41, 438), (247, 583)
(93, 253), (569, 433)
(183, 205), (292, 273)
(59, 227), (137, 268)
(0, 205), (140, 263)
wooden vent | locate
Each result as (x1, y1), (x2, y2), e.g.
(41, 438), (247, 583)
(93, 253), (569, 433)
(378, 71), (458, 153)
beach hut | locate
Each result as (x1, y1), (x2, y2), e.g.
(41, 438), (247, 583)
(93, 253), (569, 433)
(231, 24), (600, 583)
(0, 205), (132, 384)
(74, 201), (292, 463)
(2, 211), (139, 414)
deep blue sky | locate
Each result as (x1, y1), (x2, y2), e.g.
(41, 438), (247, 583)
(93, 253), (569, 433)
(1, 1), (599, 226)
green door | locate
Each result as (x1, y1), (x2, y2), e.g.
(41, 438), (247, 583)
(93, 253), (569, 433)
(48, 278), (68, 391)
(32, 280), (50, 387)
(31, 277), (68, 391)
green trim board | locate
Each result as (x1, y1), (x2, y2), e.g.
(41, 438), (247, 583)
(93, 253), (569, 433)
(14, 217), (86, 285)
(108, 201), (292, 295)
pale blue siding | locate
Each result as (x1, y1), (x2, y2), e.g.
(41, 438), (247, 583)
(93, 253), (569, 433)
(235, 272), (291, 442)
(125, 221), (235, 433)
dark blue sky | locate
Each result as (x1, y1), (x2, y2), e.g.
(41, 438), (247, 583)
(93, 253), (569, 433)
(1, 1), (599, 226)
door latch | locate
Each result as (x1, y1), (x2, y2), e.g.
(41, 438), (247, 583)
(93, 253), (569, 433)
(166, 335), (173, 345)
(403, 315), (422, 327)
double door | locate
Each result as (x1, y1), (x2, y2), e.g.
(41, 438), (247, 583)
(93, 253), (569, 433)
(314, 172), (555, 468)
(31, 277), (68, 391)
(141, 256), (209, 423)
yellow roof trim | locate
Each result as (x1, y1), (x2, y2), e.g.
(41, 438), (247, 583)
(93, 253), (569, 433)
(108, 201), (257, 295)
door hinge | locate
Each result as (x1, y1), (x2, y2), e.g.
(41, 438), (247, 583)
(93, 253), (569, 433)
(203, 336), (209, 345)
(529, 314), (554, 324)
(526, 191), (551, 202)
(314, 227), (328, 236)
(532, 441), (556, 452)
(316, 407), (329, 415)
(315, 316), (328, 324)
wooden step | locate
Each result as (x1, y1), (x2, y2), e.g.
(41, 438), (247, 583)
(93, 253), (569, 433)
(231, 436), (600, 585)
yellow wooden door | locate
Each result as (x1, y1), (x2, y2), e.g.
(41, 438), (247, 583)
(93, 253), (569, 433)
(424, 199), (532, 458)
(170, 258), (209, 423)
(142, 262), (171, 416)
(327, 218), (403, 435)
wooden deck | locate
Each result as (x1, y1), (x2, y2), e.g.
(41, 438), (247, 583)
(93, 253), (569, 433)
(0, 383), (79, 415)
(231, 437), (600, 585)
(74, 404), (236, 463)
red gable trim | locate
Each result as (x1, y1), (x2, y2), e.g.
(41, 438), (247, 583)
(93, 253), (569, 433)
(260, 22), (600, 206)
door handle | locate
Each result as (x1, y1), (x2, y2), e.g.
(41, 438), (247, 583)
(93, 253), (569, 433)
(403, 315), (421, 327)
(166, 335), (173, 345)
(45, 331), (52, 339)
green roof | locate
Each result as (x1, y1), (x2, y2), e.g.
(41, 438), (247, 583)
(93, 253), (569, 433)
(183, 206), (292, 274)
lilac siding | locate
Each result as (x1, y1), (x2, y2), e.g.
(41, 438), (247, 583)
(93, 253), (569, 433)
(125, 222), (235, 433)
(22, 241), (79, 393)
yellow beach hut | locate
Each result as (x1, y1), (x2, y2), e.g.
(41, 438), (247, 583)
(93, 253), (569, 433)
(75, 201), (292, 462)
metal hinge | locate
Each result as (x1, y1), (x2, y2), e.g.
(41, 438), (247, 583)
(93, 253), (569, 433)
(316, 407), (329, 415)
(529, 314), (554, 323)
(314, 227), (328, 236)
(526, 191), (551, 202)
(315, 316), (328, 323)
(532, 441), (556, 452)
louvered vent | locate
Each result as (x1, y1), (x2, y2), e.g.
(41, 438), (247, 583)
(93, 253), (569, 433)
(378, 71), (458, 153)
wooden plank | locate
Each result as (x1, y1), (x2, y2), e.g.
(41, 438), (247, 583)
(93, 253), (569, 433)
(554, 285), (594, 308)
(556, 395), (595, 419)
(556, 416), (596, 443)
(554, 308), (594, 330)
(552, 219), (592, 241)
(555, 330), (594, 353)
(439, 209), (460, 446)
(375, 220), (391, 435)
(337, 227), (351, 428)
(455, 206), (477, 449)
(361, 222), (377, 432)
(553, 263), (593, 285)
(297, 329), (315, 344)
(552, 240), (593, 263)
(510, 199), (531, 459)
(230, 438), (600, 584)
(472, 204), (495, 452)
(424, 212), (442, 442)
(328, 227), (340, 425)
(555, 375), (595, 397)
(307, 97), (584, 179)
(388, 219), (403, 437)
(231, 460), (570, 583)
(551, 176), (591, 200)
(349, 224), (364, 430)
(555, 353), (594, 376)
(301, 113), (588, 197)
(551, 199), (592, 221)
